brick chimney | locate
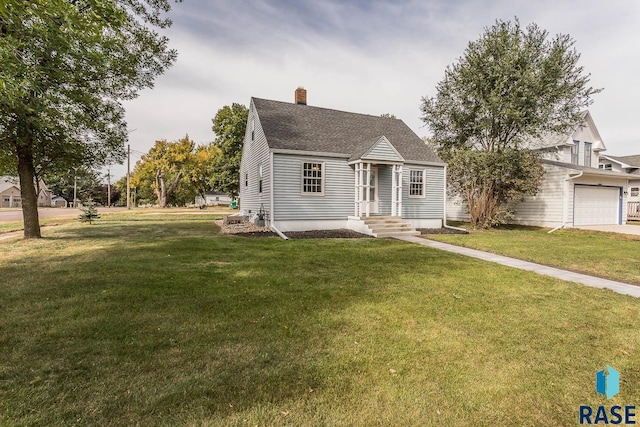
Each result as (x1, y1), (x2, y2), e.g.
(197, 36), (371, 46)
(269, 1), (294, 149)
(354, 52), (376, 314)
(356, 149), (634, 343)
(295, 87), (307, 105)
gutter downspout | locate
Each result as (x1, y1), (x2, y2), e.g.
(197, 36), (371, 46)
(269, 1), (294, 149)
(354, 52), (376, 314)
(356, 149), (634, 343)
(441, 164), (468, 233)
(549, 170), (583, 233)
(268, 150), (288, 240)
(270, 223), (288, 240)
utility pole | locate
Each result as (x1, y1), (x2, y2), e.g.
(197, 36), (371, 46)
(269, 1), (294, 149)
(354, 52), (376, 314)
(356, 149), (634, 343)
(72, 166), (79, 208)
(107, 167), (111, 208)
(126, 144), (131, 209)
(73, 174), (77, 208)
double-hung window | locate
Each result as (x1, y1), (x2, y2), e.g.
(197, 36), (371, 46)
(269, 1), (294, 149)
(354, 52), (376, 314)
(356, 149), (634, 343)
(571, 141), (579, 165)
(409, 170), (425, 197)
(584, 142), (592, 167)
(302, 162), (324, 195)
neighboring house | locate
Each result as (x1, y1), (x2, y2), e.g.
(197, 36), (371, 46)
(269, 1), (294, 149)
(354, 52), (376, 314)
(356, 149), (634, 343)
(0, 176), (54, 208)
(598, 154), (640, 196)
(0, 176), (22, 208)
(447, 111), (636, 227)
(239, 88), (446, 235)
(195, 191), (232, 206)
(599, 154), (640, 220)
(51, 195), (68, 208)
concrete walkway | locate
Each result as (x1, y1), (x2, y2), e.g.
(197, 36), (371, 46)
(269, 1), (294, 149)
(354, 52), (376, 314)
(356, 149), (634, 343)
(577, 224), (640, 235)
(396, 235), (640, 298)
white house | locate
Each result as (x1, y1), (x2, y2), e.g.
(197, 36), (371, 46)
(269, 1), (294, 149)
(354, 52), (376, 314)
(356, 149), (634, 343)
(447, 111), (636, 227)
(0, 176), (54, 208)
(598, 154), (640, 220)
(239, 88), (447, 237)
(0, 176), (22, 208)
(195, 191), (232, 206)
(598, 154), (640, 199)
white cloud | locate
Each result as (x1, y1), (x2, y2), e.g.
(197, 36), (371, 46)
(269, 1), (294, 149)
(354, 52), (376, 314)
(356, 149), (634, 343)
(114, 0), (640, 180)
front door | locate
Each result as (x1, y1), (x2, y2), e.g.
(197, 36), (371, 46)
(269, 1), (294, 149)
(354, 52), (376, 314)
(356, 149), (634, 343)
(365, 167), (379, 214)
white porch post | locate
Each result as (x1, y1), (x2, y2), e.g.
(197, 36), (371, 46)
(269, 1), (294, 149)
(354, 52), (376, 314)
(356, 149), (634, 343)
(391, 165), (397, 216)
(354, 163), (362, 217)
(364, 162), (371, 217)
(394, 164), (403, 217)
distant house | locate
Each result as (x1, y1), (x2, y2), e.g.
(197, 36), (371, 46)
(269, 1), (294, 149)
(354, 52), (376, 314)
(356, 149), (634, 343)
(598, 154), (640, 199)
(0, 176), (22, 208)
(195, 191), (232, 206)
(51, 195), (68, 208)
(447, 111), (636, 227)
(0, 176), (54, 208)
(239, 88), (446, 236)
(598, 154), (640, 220)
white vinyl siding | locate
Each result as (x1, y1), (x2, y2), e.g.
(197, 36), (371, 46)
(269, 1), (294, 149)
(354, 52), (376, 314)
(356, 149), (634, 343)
(402, 164), (444, 219)
(239, 101), (271, 216)
(409, 169), (425, 198)
(362, 137), (404, 162)
(273, 154), (353, 220)
(510, 163), (565, 227)
(301, 162), (324, 195)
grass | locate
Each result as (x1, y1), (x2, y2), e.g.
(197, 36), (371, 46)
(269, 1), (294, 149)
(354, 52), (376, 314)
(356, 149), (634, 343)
(426, 224), (640, 285)
(2, 213), (640, 426)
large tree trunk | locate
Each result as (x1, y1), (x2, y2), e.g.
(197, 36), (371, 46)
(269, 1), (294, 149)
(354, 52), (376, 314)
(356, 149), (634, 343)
(155, 170), (167, 208)
(16, 143), (42, 239)
(155, 169), (182, 208)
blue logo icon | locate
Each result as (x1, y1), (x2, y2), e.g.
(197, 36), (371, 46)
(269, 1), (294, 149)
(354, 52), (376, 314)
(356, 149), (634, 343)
(596, 366), (620, 399)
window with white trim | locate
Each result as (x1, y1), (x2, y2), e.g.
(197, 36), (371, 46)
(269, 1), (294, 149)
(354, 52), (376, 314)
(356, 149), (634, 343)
(584, 142), (592, 167)
(409, 170), (425, 197)
(571, 141), (579, 165)
(631, 187), (639, 197)
(244, 172), (248, 188)
(258, 165), (263, 194)
(302, 162), (324, 195)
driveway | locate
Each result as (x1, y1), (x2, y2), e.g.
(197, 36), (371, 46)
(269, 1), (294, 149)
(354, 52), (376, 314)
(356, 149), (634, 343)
(577, 224), (640, 235)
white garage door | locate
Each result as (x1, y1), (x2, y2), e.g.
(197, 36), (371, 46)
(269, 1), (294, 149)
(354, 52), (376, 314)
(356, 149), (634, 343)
(574, 185), (620, 226)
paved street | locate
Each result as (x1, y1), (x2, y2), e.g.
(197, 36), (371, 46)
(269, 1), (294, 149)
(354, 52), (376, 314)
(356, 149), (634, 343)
(0, 207), (128, 222)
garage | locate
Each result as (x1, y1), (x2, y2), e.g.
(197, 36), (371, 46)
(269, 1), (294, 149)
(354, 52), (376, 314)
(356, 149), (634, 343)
(574, 185), (621, 226)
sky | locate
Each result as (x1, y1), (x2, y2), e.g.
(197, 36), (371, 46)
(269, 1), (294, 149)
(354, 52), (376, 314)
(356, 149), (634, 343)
(115, 0), (640, 180)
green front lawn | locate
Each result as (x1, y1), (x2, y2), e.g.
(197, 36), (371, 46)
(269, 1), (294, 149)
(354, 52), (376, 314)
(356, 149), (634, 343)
(1, 214), (639, 426)
(427, 225), (640, 285)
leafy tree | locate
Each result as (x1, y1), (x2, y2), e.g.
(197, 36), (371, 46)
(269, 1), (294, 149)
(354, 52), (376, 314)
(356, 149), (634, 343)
(421, 18), (600, 228)
(0, 1), (177, 238)
(130, 136), (218, 207)
(211, 104), (248, 199)
(182, 143), (221, 203)
(131, 136), (193, 207)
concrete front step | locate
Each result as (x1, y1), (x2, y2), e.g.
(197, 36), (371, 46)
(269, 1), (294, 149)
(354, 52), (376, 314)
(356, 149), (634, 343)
(359, 216), (420, 238)
(375, 230), (421, 238)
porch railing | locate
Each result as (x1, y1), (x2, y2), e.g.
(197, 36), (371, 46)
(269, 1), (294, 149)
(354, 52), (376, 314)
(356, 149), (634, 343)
(628, 202), (640, 220)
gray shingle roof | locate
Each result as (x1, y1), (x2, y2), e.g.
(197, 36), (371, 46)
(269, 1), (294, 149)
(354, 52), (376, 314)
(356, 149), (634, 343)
(252, 98), (443, 164)
(541, 160), (639, 178)
(605, 154), (640, 167)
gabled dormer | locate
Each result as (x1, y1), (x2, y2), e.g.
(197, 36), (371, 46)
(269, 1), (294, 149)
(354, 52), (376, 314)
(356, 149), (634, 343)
(530, 111), (604, 168)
